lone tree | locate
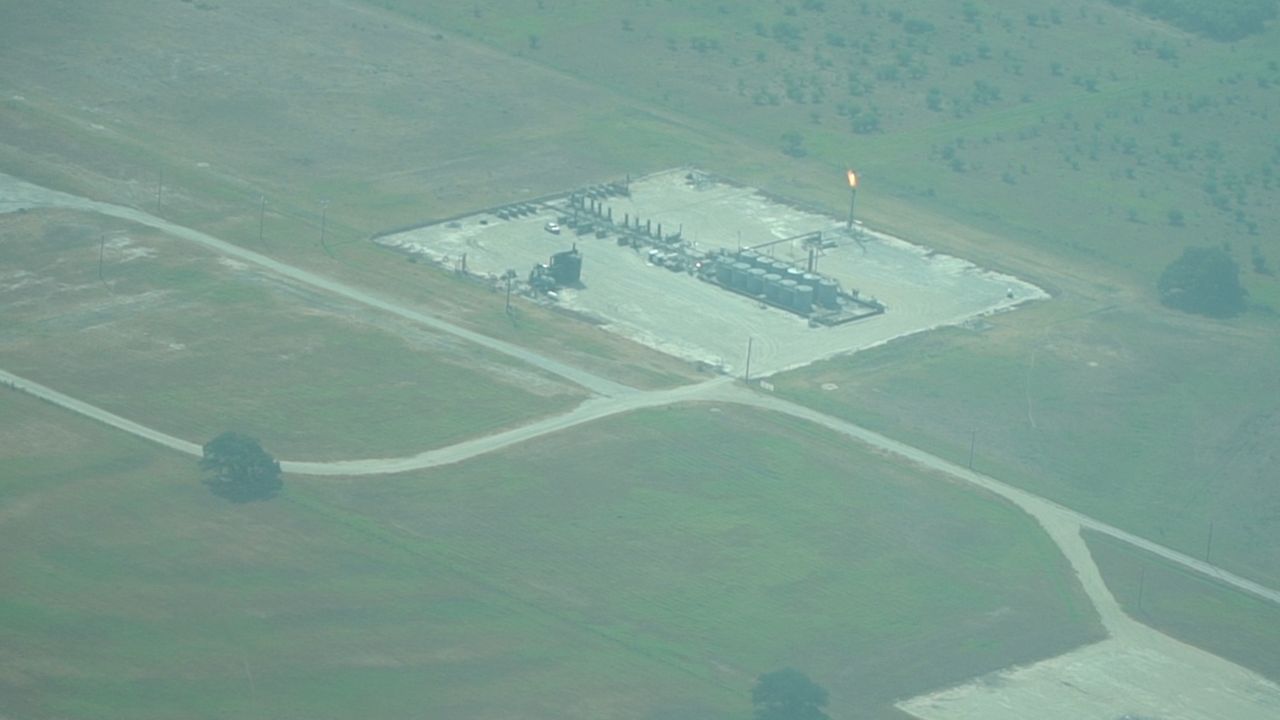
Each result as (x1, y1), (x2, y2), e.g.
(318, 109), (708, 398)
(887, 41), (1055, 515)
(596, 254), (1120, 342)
(752, 668), (830, 720)
(199, 432), (282, 502)
(1157, 246), (1247, 318)
(781, 131), (808, 158)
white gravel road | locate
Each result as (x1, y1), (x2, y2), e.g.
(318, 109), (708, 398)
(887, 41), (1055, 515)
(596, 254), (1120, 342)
(4, 361), (1275, 611)
(0, 368), (202, 457)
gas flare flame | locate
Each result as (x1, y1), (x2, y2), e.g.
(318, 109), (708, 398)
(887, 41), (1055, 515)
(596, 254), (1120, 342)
(846, 169), (859, 189)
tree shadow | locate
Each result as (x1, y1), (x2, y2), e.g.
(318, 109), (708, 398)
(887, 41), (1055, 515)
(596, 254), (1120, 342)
(202, 476), (283, 503)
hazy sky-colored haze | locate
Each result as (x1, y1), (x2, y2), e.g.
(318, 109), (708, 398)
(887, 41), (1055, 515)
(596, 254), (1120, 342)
(1, 1), (1279, 718)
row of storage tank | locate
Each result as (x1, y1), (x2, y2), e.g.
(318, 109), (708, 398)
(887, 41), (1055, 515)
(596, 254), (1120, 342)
(713, 251), (841, 314)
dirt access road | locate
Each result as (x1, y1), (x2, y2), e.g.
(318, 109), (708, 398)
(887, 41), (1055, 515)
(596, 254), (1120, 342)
(2, 175), (1278, 718)
(3, 362), (1276, 611)
(8, 364), (1280, 720)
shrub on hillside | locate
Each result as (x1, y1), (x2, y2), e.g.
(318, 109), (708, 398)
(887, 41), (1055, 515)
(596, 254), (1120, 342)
(1157, 246), (1248, 317)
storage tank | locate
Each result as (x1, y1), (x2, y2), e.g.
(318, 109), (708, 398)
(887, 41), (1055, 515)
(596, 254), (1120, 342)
(802, 272), (822, 287)
(737, 249), (760, 268)
(816, 278), (840, 308)
(777, 279), (798, 307)
(784, 267), (805, 284)
(715, 260), (734, 286)
(550, 248), (582, 285)
(793, 284), (814, 313)
(763, 273), (782, 301)
(731, 262), (752, 291)
(746, 267), (767, 295)
(767, 260), (790, 276)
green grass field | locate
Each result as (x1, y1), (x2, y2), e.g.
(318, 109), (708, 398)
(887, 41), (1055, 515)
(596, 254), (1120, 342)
(773, 301), (1280, 589)
(0, 391), (1101, 720)
(1085, 530), (1280, 683)
(0, 208), (589, 460)
(2, 1), (1278, 715)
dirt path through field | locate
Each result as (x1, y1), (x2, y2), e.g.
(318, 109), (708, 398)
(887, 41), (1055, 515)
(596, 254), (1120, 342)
(0, 368), (203, 457)
(8, 362), (1277, 718)
(4, 175), (1278, 718)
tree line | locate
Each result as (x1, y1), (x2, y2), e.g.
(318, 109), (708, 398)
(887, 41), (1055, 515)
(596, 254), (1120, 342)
(1109, 0), (1278, 40)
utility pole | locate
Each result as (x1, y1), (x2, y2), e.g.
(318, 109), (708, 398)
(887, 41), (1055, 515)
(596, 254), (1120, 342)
(98, 234), (106, 283)
(504, 270), (517, 314)
(744, 337), (753, 383)
(1136, 565), (1146, 614)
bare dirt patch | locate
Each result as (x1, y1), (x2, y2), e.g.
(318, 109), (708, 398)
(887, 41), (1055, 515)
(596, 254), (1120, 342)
(900, 629), (1280, 720)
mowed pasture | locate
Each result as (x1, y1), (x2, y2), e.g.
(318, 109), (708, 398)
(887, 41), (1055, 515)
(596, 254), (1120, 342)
(0, 393), (1102, 720)
(0, 208), (585, 461)
(1085, 530), (1280, 684)
(773, 300), (1280, 589)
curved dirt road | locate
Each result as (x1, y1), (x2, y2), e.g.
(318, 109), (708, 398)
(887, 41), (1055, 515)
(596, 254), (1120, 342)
(0, 368), (203, 457)
(0, 366), (730, 473)
(2, 171), (1275, 606)
(281, 377), (734, 475)
(6, 362), (1276, 611)
(4, 174), (1278, 717)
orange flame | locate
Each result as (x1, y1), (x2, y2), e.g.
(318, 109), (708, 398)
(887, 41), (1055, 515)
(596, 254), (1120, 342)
(846, 169), (858, 189)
